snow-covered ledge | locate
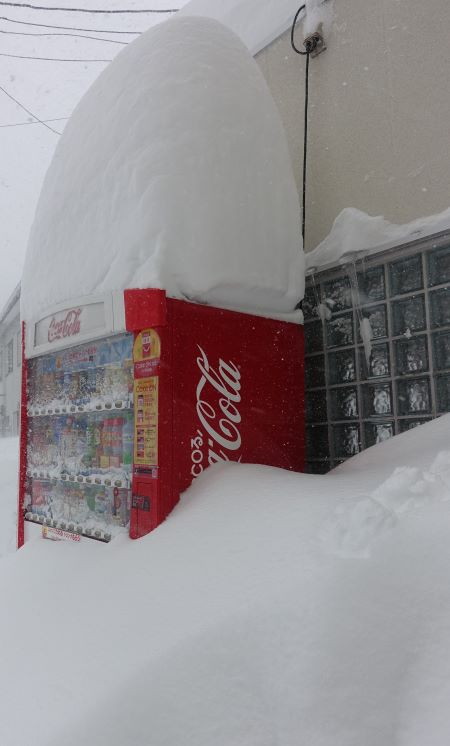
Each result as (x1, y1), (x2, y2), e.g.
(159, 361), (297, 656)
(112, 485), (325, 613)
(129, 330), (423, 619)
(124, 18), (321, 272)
(306, 206), (450, 272)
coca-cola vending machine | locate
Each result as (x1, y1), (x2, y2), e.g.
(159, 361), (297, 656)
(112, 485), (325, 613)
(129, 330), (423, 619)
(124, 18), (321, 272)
(19, 288), (304, 545)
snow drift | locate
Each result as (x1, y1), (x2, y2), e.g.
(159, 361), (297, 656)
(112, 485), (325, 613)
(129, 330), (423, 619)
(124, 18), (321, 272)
(1, 416), (450, 745)
(0, 438), (19, 558)
(21, 16), (304, 323)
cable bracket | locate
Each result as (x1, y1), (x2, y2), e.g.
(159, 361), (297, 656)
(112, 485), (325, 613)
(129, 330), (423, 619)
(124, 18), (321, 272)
(303, 27), (326, 57)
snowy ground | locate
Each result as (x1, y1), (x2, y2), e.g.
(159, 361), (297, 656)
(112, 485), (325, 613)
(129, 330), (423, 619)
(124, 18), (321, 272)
(0, 438), (19, 559)
(1, 416), (450, 744)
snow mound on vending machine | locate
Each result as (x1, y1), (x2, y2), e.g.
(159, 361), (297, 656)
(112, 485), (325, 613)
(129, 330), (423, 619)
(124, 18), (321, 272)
(21, 15), (304, 323)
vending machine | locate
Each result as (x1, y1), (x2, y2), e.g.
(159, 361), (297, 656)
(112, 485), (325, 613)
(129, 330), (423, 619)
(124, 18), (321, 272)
(19, 288), (304, 545)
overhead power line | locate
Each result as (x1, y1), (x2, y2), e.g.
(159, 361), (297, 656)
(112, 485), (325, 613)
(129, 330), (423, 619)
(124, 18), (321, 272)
(0, 27), (128, 43)
(1, 51), (111, 60)
(0, 116), (68, 127)
(0, 14), (142, 32)
(0, 84), (61, 134)
(0, 2), (178, 12)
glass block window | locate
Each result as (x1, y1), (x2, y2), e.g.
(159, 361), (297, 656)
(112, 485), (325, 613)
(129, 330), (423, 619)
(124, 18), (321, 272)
(326, 312), (354, 348)
(365, 421), (394, 447)
(329, 349), (356, 384)
(430, 287), (450, 327)
(360, 343), (390, 379)
(433, 330), (450, 371)
(305, 319), (323, 353)
(323, 277), (353, 311)
(392, 295), (426, 335)
(305, 354), (325, 389)
(333, 423), (361, 458)
(397, 377), (431, 415)
(427, 247), (450, 286)
(389, 255), (423, 295)
(304, 239), (450, 473)
(331, 386), (358, 419)
(358, 266), (386, 303)
(395, 336), (428, 375)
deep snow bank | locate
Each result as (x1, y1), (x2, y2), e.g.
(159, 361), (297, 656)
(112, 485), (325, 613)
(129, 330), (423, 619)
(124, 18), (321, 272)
(1, 416), (450, 745)
(21, 16), (303, 323)
(0, 437), (18, 558)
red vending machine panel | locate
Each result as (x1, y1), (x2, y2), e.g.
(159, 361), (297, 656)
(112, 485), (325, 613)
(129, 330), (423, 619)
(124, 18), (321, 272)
(125, 292), (304, 538)
(169, 298), (305, 499)
(130, 328), (161, 539)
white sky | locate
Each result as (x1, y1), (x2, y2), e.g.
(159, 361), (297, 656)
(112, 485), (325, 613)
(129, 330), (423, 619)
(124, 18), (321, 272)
(0, 1), (189, 311)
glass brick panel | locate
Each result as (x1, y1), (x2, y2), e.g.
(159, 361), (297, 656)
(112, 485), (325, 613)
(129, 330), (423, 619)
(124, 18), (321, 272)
(397, 377), (431, 415)
(304, 244), (447, 467)
(303, 286), (318, 321)
(393, 295), (426, 336)
(358, 305), (387, 340)
(329, 349), (356, 385)
(395, 336), (428, 375)
(323, 277), (353, 311)
(430, 287), (450, 328)
(398, 418), (431, 433)
(436, 374), (450, 412)
(333, 424), (361, 458)
(306, 390), (328, 422)
(427, 245), (450, 287)
(305, 461), (331, 475)
(306, 424), (329, 459)
(358, 266), (385, 304)
(305, 354), (326, 389)
(364, 421), (394, 447)
(326, 312), (354, 348)
(363, 383), (392, 416)
(331, 460), (346, 469)
(305, 320), (323, 353)
(433, 330), (450, 371)
(389, 254), (423, 295)
(359, 343), (390, 379)
(331, 387), (358, 420)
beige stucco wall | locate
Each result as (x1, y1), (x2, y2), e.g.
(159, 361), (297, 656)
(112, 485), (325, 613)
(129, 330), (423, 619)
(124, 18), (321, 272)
(256, 0), (450, 252)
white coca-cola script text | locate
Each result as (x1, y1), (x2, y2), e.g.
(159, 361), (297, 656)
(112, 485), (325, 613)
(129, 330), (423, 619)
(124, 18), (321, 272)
(190, 346), (241, 479)
(48, 308), (82, 343)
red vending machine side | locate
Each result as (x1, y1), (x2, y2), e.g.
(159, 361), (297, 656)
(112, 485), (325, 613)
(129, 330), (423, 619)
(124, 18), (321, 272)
(125, 290), (304, 541)
(18, 321), (28, 548)
(169, 298), (305, 501)
(124, 289), (174, 539)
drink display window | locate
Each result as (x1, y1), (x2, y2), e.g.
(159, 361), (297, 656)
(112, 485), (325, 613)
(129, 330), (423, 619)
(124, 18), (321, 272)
(25, 334), (134, 540)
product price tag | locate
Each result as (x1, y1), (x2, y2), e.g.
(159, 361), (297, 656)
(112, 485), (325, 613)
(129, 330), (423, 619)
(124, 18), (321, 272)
(42, 525), (81, 543)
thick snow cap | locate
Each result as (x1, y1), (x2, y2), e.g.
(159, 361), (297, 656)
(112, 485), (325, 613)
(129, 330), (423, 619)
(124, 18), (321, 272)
(21, 16), (304, 322)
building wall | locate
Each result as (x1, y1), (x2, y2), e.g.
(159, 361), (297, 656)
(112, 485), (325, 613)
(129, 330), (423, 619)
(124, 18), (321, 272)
(0, 287), (21, 437)
(256, 0), (450, 251)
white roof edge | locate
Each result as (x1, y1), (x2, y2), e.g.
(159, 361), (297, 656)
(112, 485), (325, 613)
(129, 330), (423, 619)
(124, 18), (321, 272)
(178, 0), (301, 56)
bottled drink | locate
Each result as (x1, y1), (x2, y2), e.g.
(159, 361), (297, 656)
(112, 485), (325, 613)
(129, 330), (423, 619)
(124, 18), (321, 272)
(122, 414), (133, 467)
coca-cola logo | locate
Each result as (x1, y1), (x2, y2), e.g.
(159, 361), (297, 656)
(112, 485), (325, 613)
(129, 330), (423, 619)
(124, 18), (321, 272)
(48, 308), (82, 343)
(190, 346), (242, 479)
